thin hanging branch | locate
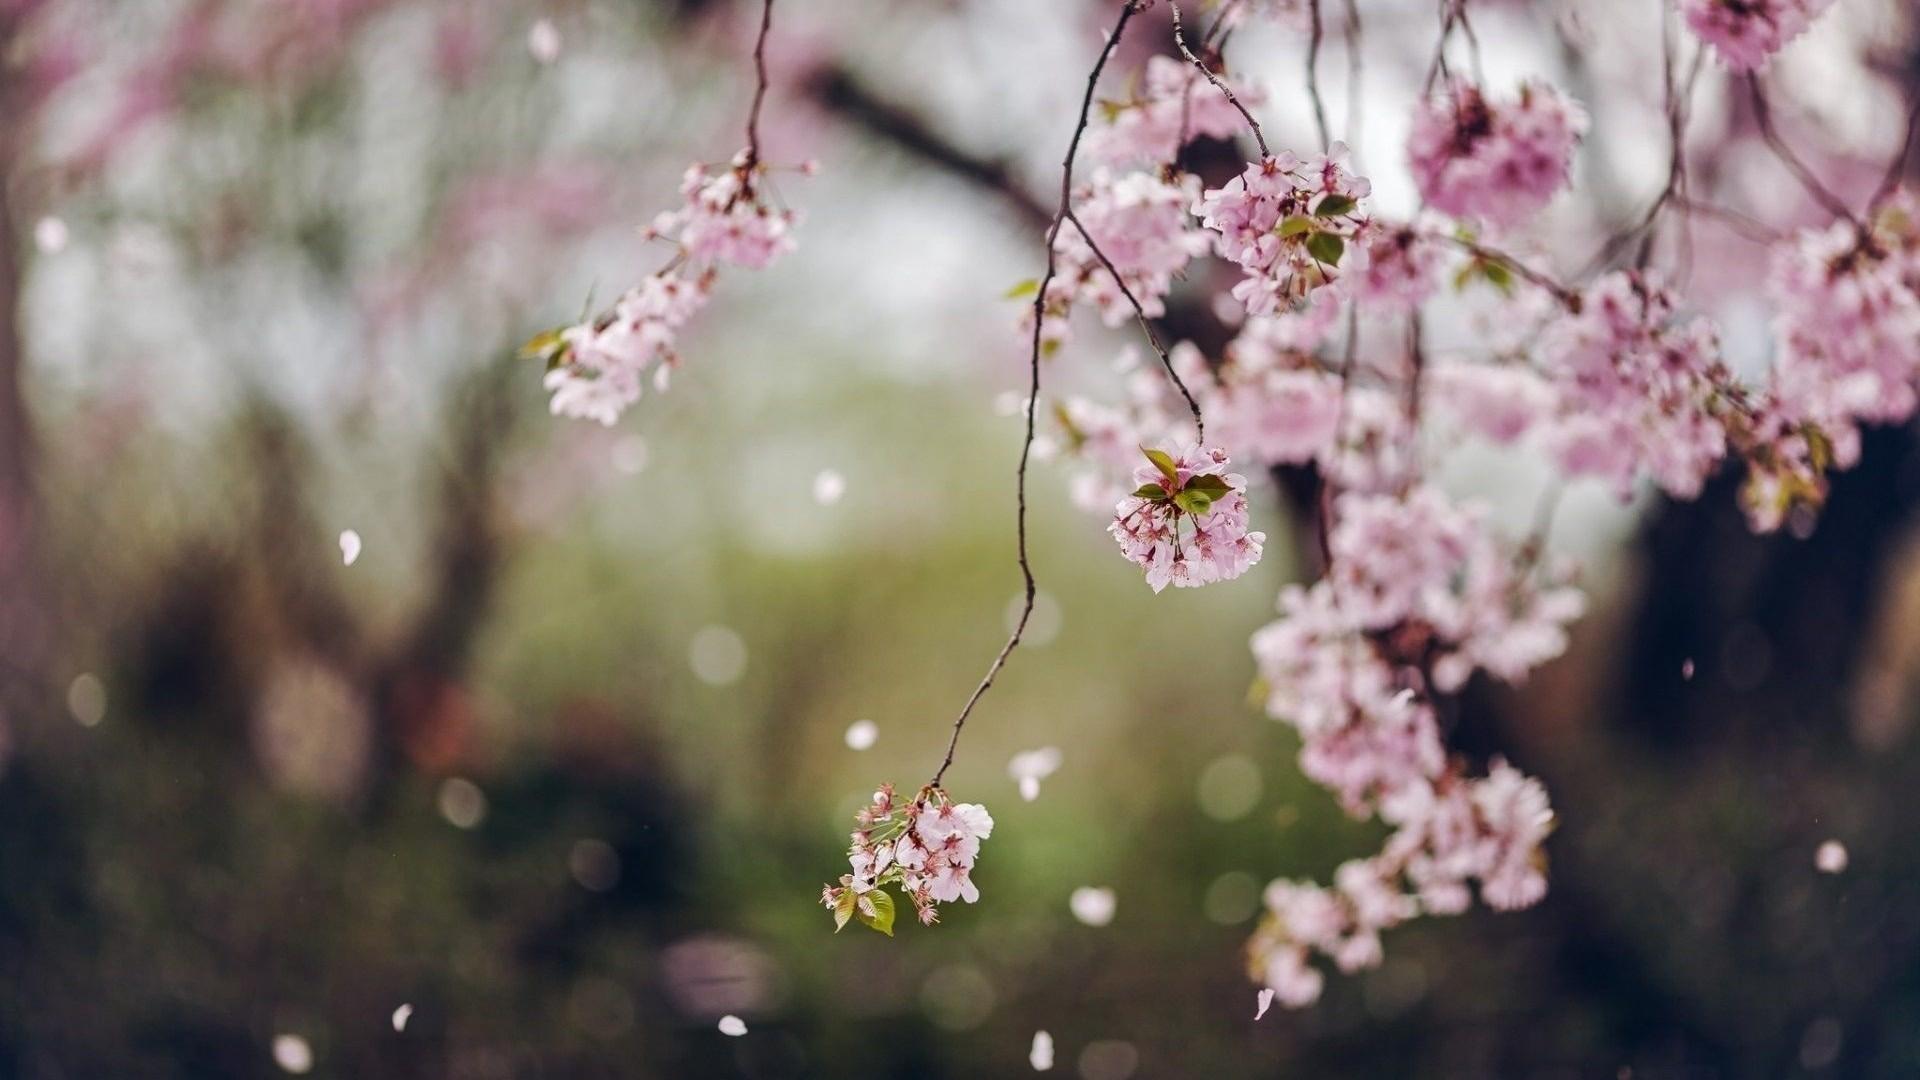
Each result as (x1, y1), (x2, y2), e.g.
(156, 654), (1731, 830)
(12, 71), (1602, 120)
(1745, 73), (1859, 227)
(929, 0), (1146, 790)
(741, 0), (775, 171)
(1305, 0), (1331, 151)
(1062, 209), (1206, 440)
(1168, 0), (1270, 157)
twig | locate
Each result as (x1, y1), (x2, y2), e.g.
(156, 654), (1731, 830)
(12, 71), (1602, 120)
(1441, 234), (1580, 307)
(1870, 93), (1920, 213)
(930, 0), (1145, 789)
(1168, 0), (1269, 157)
(1745, 73), (1858, 227)
(1305, 0), (1331, 152)
(1063, 209), (1205, 440)
(1342, 0), (1363, 162)
(741, 0), (775, 171)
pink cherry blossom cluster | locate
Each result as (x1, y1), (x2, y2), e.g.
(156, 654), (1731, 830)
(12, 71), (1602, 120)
(1109, 445), (1265, 592)
(1248, 760), (1553, 1008)
(1535, 272), (1733, 500)
(1680, 0), (1839, 71)
(536, 151), (803, 425)
(1407, 79), (1587, 230)
(1244, 486), (1573, 1005)
(1193, 146), (1374, 315)
(823, 783), (995, 933)
(1350, 220), (1443, 312)
(1034, 169), (1211, 349)
(1087, 55), (1268, 167)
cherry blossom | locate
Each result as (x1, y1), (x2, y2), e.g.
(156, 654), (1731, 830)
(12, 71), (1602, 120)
(1537, 271), (1732, 500)
(1194, 147), (1374, 316)
(1109, 445), (1265, 592)
(1408, 79), (1587, 229)
(534, 152), (803, 424)
(1087, 55), (1268, 167)
(1680, 0), (1838, 71)
(823, 784), (994, 932)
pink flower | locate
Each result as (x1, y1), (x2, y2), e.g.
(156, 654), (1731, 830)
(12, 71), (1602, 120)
(1088, 56), (1268, 166)
(1036, 170), (1211, 344)
(1194, 147), (1373, 315)
(1538, 271), (1732, 501)
(1680, 0), (1837, 70)
(1408, 79), (1586, 229)
(1110, 446), (1265, 592)
(539, 150), (806, 424)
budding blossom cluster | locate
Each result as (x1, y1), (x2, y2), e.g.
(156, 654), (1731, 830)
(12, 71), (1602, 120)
(1408, 79), (1587, 230)
(534, 152), (803, 425)
(1679, 0), (1839, 71)
(1109, 445), (1265, 592)
(1243, 486), (1577, 1005)
(822, 784), (995, 934)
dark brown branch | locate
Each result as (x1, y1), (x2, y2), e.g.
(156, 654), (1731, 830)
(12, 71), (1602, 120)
(1063, 209), (1206, 440)
(1870, 92), (1920, 212)
(1169, 0), (1270, 158)
(806, 66), (1050, 230)
(741, 0), (775, 170)
(1305, 0), (1331, 152)
(930, 0), (1146, 790)
(1745, 73), (1859, 227)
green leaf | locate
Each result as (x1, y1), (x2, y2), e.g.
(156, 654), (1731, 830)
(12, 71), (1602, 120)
(1132, 483), (1171, 501)
(1183, 473), (1233, 499)
(518, 327), (567, 363)
(1276, 215), (1314, 237)
(1141, 447), (1180, 484)
(832, 889), (857, 932)
(856, 888), (897, 937)
(1313, 194), (1357, 218)
(1305, 232), (1346, 267)
(1481, 260), (1515, 295)
(1004, 278), (1041, 300)
(1173, 489), (1215, 516)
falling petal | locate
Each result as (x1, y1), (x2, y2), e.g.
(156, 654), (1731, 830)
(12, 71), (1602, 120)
(844, 719), (879, 750)
(812, 469), (846, 505)
(1070, 886), (1116, 927)
(1255, 988), (1275, 1020)
(717, 1014), (748, 1037)
(391, 1004), (412, 1032)
(1029, 1029), (1054, 1071)
(527, 19), (561, 63)
(1816, 840), (1848, 874)
(339, 530), (362, 566)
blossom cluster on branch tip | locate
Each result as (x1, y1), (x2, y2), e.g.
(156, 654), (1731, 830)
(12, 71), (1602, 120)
(1408, 79), (1587, 231)
(1110, 445), (1265, 592)
(1248, 760), (1553, 1007)
(1744, 196), (1920, 527)
(1680, 0), (1839, 71)
(526, 151), (807, 425)
(1194, 145), (1374, 315)
(822, 784), (995, 934)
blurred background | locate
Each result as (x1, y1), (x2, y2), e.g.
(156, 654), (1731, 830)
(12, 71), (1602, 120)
(3, 0), (1920, 1076)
